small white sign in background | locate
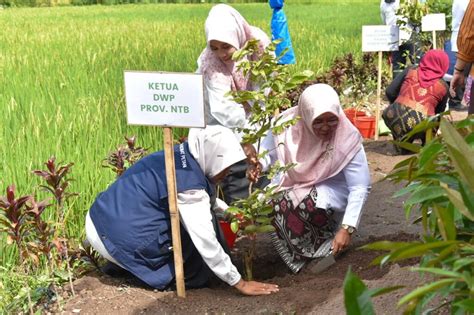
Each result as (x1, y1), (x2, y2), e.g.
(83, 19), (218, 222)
(422, 13), (446, 32)
(362, 25), (399, 52)
(124, 71), (205, 128)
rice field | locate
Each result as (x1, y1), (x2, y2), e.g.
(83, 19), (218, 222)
(0, 0), (380, 281)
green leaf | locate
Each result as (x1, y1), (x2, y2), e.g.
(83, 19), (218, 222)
(392, 140), (421, 154)
(385, 241), (459, 263)
(343, 269), (376, 315)
(361, 241), (413, 251)
(411, 267), (463, 279)
(367, 286), (404, 297)
(398, 279), (456, 306)
(433, 204), (456, 240)
(453, 257), (474, 271)
(244, 225), (257, 234)
(458, 180), (474, 216)
(230, 221), (240, 234)
(226, 207), (242, 215)
(405, 186), (446, 206)
(418, 142), (443, 168)
(453, 299), (474, 312)
(255, 225), (275, 233)
(440, 119), (474, 192)
(440, 183), (474, 221)
(415, 173), (459, 187)
(392, 183), (420, 198)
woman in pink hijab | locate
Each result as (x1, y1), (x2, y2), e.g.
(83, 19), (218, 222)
(196, 4), (271, 205)
(259, 84), (371, 273)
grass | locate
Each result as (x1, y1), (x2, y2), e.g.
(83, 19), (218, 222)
(0, 1), (380, 310)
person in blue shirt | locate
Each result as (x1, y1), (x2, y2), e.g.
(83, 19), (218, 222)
(85, 125), (279, 296)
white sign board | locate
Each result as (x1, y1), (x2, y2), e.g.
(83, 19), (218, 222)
(362, 25), (399, 52)
(124, 71), (205, 128)
(422, 13), (446, 32)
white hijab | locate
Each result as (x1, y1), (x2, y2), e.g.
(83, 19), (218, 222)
(188, 125), (246, 177)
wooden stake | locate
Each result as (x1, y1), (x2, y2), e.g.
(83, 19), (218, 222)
(432, 30), (437, 49)
(375, 51), (383, 140)
(163, 127), (186, 298)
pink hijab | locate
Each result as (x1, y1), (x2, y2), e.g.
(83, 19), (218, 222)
(274, 84), (363, 205)
(417, 49), (449, 88)
(197, 4), (270, 91)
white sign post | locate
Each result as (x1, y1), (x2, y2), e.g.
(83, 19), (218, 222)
(362, 25), (399, 140)
(421, 13), (446, 49)
(124, 71), (206, 298)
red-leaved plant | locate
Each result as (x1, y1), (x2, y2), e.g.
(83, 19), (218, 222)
(32, 156), (79, 297)
(103, 135), (148, 177)
(0, 185), (32, 264)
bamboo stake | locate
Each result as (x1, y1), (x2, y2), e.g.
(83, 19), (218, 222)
(163, 127), (186, 298)
(375, 51), (383, 140)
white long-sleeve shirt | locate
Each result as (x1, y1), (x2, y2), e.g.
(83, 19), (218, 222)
(451, 0), (470, 52)
(202, 75), (247, 130)
(380, 0), (412, 44)
(177, 190), (241, 286)
(260, 133), (371, 229)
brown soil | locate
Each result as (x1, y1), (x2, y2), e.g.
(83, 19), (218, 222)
(58, 113), (468, 314)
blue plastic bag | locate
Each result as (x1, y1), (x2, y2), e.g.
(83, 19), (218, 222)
(269, 0), (296, 64)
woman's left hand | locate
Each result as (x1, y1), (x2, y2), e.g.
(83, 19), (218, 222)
(331, 228), (352, 255)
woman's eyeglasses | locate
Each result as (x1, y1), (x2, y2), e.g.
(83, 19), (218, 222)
(313, 119), (339, 128)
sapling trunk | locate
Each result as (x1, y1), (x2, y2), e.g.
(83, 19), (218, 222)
(243, 234), (256, 281)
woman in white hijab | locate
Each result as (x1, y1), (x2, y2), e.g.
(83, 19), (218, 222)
(196, 4), (272, 205)
(86, 125), (279, 295)
(197, 4), (270, 129)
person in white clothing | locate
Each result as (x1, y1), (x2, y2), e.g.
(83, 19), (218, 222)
(85, 125), (279, 295)
(195, 4), (272, 204)
(256, 84), (371, 273)
(380, 0), (415, 77)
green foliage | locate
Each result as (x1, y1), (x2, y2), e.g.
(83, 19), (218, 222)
(286, 52), (390, 115)
(360, 117), (474, 314)
(396, 0), (452, 54)
(343, 268), (403, 315)
(225, 39), (313, 280)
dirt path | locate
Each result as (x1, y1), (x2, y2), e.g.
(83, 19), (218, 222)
(59, 110), (467, 315)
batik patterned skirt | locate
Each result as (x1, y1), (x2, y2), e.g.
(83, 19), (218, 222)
(382, 102), (425, 141)
(271, 188), (338, 273)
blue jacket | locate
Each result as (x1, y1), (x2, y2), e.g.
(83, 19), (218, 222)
(89, 142), (214, 289)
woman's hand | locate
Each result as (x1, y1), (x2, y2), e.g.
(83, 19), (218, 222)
(242, 143), (261, 182)
(242, 143), (257, 161)
(234, 279), (279, 296)
(331, 228), (352, 255)
(246, 162), (262, 183)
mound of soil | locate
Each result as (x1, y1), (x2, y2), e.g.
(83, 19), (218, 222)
(58, 127), (466, 314)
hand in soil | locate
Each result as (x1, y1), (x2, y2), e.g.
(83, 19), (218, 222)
(234, 279), (279, 296)
(331, 228), (352, 254)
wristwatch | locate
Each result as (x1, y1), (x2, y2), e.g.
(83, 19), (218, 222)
(341, 224), (356, 235)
